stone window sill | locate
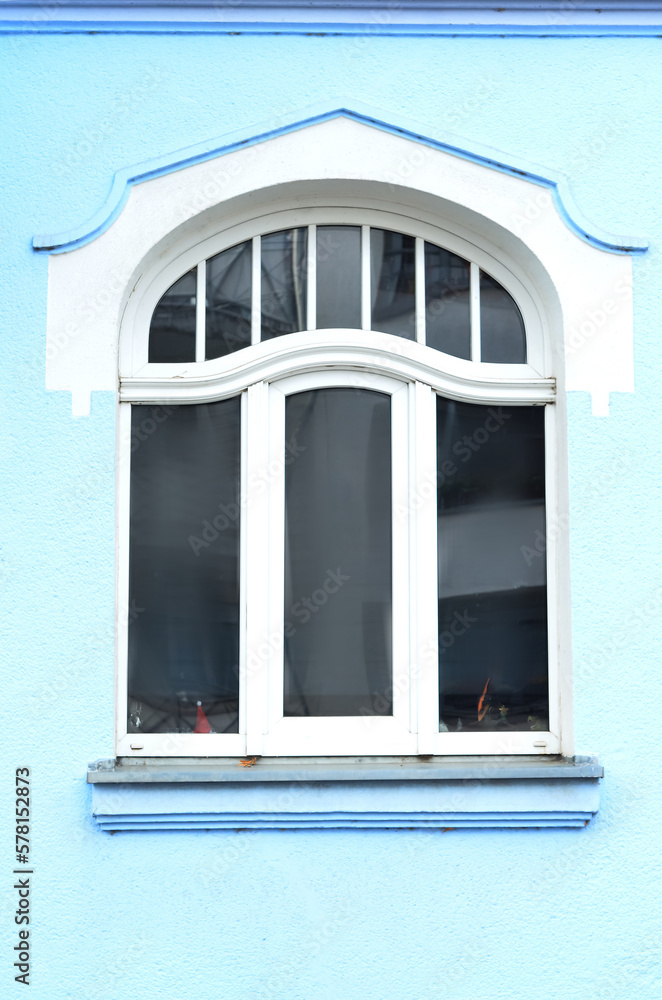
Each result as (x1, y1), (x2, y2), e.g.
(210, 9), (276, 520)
(87, 755), (602, 831)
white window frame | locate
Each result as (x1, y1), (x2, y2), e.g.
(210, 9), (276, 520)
(116, 206), (563, 759)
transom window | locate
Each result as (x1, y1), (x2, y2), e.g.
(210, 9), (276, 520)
(148, 224), (526, 366)
(118, 208), (558, 758)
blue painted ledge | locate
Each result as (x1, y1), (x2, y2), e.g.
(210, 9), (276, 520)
(88, 756), (602, 831)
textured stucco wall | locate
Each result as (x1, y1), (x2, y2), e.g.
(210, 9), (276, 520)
(0, 30), (660, 999)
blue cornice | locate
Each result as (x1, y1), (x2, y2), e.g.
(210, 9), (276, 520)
(2, 0), (662, 33)
(32, 105), (649, 257)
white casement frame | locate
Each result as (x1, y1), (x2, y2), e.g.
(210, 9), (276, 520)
(115, 204), (566, 759)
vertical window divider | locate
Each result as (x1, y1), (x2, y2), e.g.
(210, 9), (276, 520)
(415, 238), (426, 344)
(115, 401), (132, 753)
(195, 261), (206, 363)
(307, 225), (317, 331)
(251, 236), (261, 345)
(245, 380), (270, 754)
(412, 383), (439, 753)
(238, 390), (249, 741)
(470, 261), (481, 362)
(361, 225), (371, 330)
(544, 402), (562, 751)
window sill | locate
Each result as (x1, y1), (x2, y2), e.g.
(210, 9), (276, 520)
(88, 755), (602, 831)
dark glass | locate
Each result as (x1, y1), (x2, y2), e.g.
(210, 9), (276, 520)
(371, 229), (416, 340)
(480, 270), (526, 363)
(436, 397), (548, 732)
(206, 241), (252, 359)
(284, 388), (392, 717)
(261, 228), (307, 340)
(148, 269), (196, 363)
(425, 243), (471, 359)
(128, 399), (241, 734)
(316, 226), (361, 330)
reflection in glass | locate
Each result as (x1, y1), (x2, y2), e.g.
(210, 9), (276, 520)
(148, 269), (196, 363)
(436, 397), (547, 732)
(316, 226), (361, 330)
(371, 229), (416, 339)
(128, 399), (241, 734)
(480, 271), (526, 363)
(206, 241), (252, 359)
(425, 243), (471, 359)
(261, 229), (307, 340)
(284, 388), (392, 716)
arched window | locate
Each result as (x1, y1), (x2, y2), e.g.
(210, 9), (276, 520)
(118, 207), (558, 757)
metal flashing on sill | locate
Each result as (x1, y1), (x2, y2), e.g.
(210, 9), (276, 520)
(88, 754), (603, 784)
(88, 755), (602, 830)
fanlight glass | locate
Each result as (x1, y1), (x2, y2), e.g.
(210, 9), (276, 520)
(147, 226), (526, 365)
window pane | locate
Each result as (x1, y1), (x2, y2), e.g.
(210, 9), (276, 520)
(425, 243), (471, 359)
(284, 388), (392, 716)
(371, 229), (416, 340)
(480, 270), (526, 363)
(128, 399), (241, 735)
(316, 226), (361, 329)
(436, 397), (547, 732)
(148, 269), (196, 363)
(206, 241), (252, 359)
(261, 228), (307, 340)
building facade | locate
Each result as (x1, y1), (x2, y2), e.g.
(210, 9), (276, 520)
(1, 2), (660, 997)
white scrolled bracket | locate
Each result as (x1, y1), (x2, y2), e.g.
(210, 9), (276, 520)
(38, 109), (642, 417)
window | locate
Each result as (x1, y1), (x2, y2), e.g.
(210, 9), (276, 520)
(117, 209), (558, 758)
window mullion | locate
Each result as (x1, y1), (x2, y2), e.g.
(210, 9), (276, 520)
(470, 261), (481, 362)
(307, 224), (316, 330)
(412, 382), (439, 753)
(195, 261), (206, 363)
(415, 237), (426, 344)
(251, 235), (261, 345)
(245, 380), (271, 754)
(361, 225), (371, 330)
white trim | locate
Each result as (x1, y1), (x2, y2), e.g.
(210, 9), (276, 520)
(121, 330), (554, 408)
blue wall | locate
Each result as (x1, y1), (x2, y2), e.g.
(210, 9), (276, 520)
(1, 28), (660, 999)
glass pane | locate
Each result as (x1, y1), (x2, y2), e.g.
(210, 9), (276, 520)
(128, 399), (241, 735)
(148, 269), (196, 363)
(261, 228), (307, 340)
(480, 271), (526, 363)
(206, 241), (252, 359)
(371, 229), (416, 340)
(284, 388), (392, 717)
(425, 243), (471, 359)
(316, 226), (361, 330)
(436, 397), (547, 733)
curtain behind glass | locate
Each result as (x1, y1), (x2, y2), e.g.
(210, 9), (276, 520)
(128, 400), (241, 734)
(284, 388), (392, 716)
(436, 398), (547, 732)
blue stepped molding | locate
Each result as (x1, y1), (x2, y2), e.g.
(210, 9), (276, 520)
(90, 779), (601, 831)
(89, 756), (602, 832)
(33, 105), (648, 257)
(3, 0), (662, 32)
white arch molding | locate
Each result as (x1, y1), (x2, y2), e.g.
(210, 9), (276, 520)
(41, 114), (634, 417)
